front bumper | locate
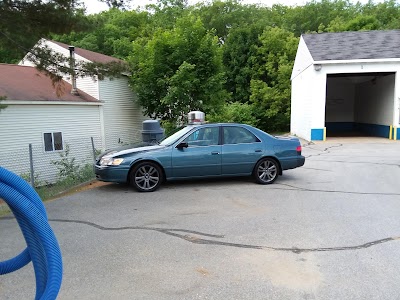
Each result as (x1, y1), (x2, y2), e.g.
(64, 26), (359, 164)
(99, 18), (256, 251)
(94, 165), (130, 183)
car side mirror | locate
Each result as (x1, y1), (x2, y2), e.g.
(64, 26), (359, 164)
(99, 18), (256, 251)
(176, 142), (189, 149)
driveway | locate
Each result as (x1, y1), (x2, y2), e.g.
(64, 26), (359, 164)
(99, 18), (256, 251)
(1, 138), (400, 300)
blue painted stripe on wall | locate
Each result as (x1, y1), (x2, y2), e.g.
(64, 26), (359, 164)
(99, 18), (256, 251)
(325, 122), (355, 132)
(354, 123), (389, 138)
(325, 122), (391, 138)
(311, 129), (324, 140)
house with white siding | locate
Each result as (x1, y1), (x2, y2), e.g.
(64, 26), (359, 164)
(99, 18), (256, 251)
(0, 39), (146, 182)
(291, 30), (400, 141)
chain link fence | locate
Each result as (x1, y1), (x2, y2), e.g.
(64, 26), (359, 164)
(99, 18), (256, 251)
(0, 136), (103, 200)
(0, 123), (161, 202)
(105, 128), (143, 148)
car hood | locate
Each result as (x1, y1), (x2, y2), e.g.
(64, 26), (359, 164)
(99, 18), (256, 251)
(100, 144), (166, 158)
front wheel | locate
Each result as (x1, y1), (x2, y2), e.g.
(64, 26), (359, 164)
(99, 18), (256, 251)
(130, 162), (163, 192)
(254, 158), (279, 184)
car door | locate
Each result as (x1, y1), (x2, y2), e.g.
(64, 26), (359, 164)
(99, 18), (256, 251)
(171, 126), (221, 178)
(221, 125), (264, 175)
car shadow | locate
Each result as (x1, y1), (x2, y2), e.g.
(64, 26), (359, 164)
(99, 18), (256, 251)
(162, 176), (253, 190)
(93, 173), (299, 193)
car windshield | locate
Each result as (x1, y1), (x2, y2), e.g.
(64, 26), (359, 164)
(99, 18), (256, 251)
(159, 126), (194, 146)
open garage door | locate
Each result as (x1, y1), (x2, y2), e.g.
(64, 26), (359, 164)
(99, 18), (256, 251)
(325, 72), (395, 139)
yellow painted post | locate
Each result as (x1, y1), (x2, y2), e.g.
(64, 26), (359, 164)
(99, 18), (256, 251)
(323, 127), (327, 141)
(389, 125), (393, 140)
(394, 127), (397, 140)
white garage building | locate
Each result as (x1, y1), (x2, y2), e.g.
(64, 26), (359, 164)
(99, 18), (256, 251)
(291, 30), (400, 141)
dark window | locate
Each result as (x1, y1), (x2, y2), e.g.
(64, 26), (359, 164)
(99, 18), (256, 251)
(44, 132), (63, 152)
(223, 126), (260, 144)
(43, 133), (53, 152)
(184, 127), (219, 146)
(53, 132), (63, 150)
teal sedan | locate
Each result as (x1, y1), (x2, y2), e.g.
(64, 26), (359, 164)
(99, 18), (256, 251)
(95, 123), (305, 192)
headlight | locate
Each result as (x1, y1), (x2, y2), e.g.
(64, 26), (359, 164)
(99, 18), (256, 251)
(100, 157), (124, 166)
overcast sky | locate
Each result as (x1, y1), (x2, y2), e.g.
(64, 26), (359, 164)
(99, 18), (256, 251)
(82, 0), (380, 15)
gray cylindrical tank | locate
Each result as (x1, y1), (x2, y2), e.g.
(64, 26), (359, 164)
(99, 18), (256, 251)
(188, 111), (205, 124)
(141, 120), (165, 143)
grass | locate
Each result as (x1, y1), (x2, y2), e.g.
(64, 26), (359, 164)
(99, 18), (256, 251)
(36, 164), (95, 201)
(0, 204), (10, 217)
(0, 164), (96, 217)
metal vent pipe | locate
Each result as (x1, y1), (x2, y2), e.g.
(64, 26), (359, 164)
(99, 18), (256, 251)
(68, 46), (79, 95)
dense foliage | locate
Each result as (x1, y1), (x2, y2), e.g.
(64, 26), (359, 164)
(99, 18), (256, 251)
(2, 0), (400, 131)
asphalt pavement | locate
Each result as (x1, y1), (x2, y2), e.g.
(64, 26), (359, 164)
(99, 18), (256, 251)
(1, 137), (400, 300)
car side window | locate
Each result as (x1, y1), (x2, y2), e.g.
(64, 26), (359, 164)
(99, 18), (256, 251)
(184, 127), (219, 147)
(223, 126), (260, 144)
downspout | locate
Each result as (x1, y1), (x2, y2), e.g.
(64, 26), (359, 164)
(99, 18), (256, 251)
(69, 46), (79, 96)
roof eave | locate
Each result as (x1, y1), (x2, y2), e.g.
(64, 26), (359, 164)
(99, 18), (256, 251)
(314, 58), (400, 65)
(2, 100), (104, 105)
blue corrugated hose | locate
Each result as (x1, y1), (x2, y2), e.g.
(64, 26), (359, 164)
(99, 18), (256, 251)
(0, 166), (62, 300)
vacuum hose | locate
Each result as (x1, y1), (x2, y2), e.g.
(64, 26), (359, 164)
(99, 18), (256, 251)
(0, 166), (62, 300)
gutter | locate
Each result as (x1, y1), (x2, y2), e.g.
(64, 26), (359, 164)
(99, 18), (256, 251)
(313, 58), (400, 65)
(2, 100), (103, 106)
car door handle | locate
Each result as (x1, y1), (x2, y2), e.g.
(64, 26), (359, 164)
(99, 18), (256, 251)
(211, 151), (220, 155)
(255, 149), (262, 153)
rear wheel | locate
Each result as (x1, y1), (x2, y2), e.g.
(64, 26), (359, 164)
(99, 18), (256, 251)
(130, 162), (163, 192)
(254, 158), (279, 184)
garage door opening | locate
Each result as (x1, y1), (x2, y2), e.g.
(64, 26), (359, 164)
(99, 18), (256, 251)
(325, 72), (395, 138)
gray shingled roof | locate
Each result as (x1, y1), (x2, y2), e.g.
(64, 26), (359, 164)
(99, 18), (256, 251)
(303, 30), (400, 61)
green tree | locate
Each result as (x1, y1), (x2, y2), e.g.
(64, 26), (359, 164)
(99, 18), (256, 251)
(361, 0), (400, 29)
(222, 24), (265, 104)
(129, 15), (228, 124)
(207, 102), (258, 126)
(344, 15), (380, 31)
(0, 0), (90, 63)
(279, 0), (358, 36)
(194, 0), (268, 42)
(145, 0), (189, 30)
(53, 9), (151, 58)
(249, 27), (298, 132)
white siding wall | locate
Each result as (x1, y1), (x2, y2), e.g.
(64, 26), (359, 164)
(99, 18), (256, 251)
(75, 76), (100, 99)
(0, 103), (102, 183)
(291, 65), (323, 141)
(291, 73), (311, 140)
(291, 37), (314, 80)
(355, 74), (395, 125)
(99, 76), (147, 149)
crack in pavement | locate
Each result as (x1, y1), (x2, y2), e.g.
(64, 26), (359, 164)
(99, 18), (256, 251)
(273, 183), (400, 196)
(1, 217), (399, 254)
(303, 144), (344, 159)
(310, 159), (400, 167)
(302, 167), (333, 172)
(303, 144), (400, 167)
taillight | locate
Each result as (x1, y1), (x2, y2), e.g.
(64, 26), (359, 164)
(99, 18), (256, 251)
(296, 145), (302, 155)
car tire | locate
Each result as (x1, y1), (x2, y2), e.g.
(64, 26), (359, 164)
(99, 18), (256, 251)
(130, 161), (163, 192)
(254, 158), (279, 184)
